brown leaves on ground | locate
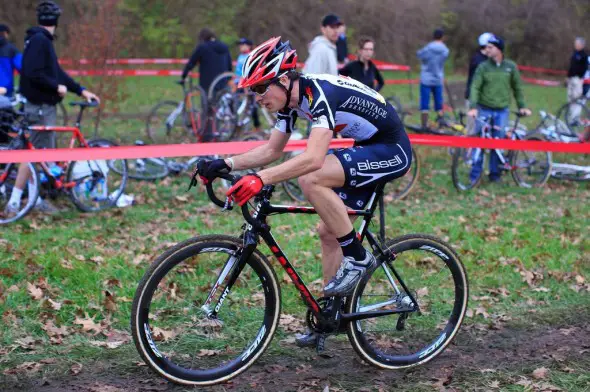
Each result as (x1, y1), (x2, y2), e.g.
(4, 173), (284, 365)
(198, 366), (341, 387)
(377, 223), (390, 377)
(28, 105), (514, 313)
(26, 282), (44, 300)
(42, 320), (70, 344)
(532, 367), (550, 379)
(279, 314), (305, 333)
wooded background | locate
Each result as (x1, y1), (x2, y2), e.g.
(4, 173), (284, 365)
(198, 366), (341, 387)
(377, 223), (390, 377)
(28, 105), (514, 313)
(3, 0), (589, 69)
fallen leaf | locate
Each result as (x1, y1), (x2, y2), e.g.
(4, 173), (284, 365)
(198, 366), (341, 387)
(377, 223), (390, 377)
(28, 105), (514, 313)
(197, 349), (221, 357)
(3, 361), (42, 375)
(279, 314), (304, 333)
(175, 195), (189, 202)
(103, 290), (117, 312)
(74, 313), (103, 334)
(90, 255), (105, 264)
(151, 327), (178, 342)
(532, 367), (549, 379)
(27, 282), (43, 300)
(70, 363), (83, 375)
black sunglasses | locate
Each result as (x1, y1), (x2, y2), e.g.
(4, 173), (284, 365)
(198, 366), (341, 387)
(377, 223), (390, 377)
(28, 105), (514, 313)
(250, 80), (277, 96)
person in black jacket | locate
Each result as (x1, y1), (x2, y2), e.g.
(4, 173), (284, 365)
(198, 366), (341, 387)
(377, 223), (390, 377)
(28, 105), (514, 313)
(7, 1), (99, 216)
(465, 32), (492, 105)
(566, 37), (587, 108)
(339, 37), (384, 92)
(181, 28), (232, 93)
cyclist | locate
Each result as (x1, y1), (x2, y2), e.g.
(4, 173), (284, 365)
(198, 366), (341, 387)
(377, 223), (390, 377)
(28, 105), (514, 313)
(0, 24), (22, 98)
(339, 36), (384, 92)
(5, 1), (99, 216)
(468, 35), (531, 183)
(234, 38), (261, 133)
(195, 37), (412, 344)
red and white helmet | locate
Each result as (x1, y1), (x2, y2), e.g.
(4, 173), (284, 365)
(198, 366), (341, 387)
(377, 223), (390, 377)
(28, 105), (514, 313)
(238, 37), (298, 88)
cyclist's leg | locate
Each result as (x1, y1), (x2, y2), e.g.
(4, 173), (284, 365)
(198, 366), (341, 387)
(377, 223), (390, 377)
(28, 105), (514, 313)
(488, 108), (509, 181)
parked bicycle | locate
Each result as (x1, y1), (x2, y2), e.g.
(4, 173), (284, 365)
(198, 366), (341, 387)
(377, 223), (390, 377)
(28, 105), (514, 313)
(0, 101), (128, 224)
(208, 71), (276, 141)
(451, 113), (551, 191)
(555, 91), (590, 138)
(145, 78), (207, 144)
(131, 171), (468, 386)
(530, 110), (589, 182)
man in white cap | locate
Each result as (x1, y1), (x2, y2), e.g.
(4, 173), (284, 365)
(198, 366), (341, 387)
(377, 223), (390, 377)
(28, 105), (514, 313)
(465, 33), (492, 108)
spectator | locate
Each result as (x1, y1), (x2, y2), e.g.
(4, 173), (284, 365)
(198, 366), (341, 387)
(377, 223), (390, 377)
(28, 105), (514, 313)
(566, 37), (587, 121)
(181, 28), (232, 93)
(235, 37), (261, 132)
(0, 24), (22, 97)
(468, 35), (531, 183)
(465, 32), (492, 105)
(417, 28), (449, 130)
(336, 24), (348, 65)
(339, 37), (384, 92)
(303, 14), (341, 75)
(6, 1), (99, 216)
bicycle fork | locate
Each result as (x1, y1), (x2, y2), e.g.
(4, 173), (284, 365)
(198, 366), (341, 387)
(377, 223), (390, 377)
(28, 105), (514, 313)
(200, 231), (258, 319)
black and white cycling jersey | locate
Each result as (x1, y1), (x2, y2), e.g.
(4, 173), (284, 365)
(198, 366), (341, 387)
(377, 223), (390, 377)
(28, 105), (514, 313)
(274, 73), (404, 145)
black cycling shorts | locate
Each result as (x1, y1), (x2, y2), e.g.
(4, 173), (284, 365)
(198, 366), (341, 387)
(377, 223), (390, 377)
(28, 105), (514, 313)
(331, 133), (412, 209)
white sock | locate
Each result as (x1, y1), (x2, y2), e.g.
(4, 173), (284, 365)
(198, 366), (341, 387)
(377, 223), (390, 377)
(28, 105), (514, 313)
(8, 187), (23, 208)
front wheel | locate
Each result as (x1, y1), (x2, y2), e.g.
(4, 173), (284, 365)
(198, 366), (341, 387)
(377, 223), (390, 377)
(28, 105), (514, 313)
(131, 235), (281, 386)
(0, 145), (40, 224)
(510, 134), (552, 188)
(347, 234), (468, 369)
(146, 100), (189, 145)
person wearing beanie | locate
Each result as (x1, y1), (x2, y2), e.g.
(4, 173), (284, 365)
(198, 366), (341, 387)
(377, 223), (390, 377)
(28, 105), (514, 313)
(0, 24), (22, 97)
(417, 28), (449, 130)
(7, 1), (99, 217)
(468, 34), (532, 184)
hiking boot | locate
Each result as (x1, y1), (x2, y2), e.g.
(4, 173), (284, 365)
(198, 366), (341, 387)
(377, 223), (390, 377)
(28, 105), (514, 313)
(324, 251), (378, 297)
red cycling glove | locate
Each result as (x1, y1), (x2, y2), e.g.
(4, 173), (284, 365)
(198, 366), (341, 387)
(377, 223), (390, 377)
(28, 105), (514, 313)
(226, 174), (264, 206)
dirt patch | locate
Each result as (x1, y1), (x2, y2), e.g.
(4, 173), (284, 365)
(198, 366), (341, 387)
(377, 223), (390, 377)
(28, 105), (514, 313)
(3, 314), (590, 392)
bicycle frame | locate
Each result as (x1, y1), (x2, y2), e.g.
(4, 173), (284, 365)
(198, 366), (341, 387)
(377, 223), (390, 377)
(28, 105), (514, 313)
(201, 182), (419, 325)
(473, 115), (525, 172)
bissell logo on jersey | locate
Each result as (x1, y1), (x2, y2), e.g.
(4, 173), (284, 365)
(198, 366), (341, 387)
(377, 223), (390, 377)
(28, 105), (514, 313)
(305, 86), (314, 107)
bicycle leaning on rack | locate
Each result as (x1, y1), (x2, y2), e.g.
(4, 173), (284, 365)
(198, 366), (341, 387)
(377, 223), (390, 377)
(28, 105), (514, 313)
(451, 112), (552, 191)
(145, 78), (208, 145)
(131, 171), (469, 386)
(0, 101), (128, 224)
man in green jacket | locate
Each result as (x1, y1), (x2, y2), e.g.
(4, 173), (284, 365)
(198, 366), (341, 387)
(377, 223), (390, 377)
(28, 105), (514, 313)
(468, 35), (531, 183)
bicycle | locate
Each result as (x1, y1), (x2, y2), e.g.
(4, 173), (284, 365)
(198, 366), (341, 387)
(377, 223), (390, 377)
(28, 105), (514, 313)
(555, 91), (590, 138)
(530, 110), (589, 182)
(145, 78), (207, 145)
(0, 101), (128, 224)
(451, 113), (552, 191)
(208, 72), (276, 141)
(131, 172), (468, 386)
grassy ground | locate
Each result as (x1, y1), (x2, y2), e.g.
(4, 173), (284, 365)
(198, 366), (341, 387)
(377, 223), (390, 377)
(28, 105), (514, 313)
(0, 75), (589, 391)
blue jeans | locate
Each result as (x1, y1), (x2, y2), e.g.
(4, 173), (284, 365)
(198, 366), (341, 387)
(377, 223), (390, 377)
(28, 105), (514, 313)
(470, 106), (509, 182)
(420, 84), (443, 112)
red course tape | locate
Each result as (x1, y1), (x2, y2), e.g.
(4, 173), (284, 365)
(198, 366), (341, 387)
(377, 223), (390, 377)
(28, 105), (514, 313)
(0, 136), (587, 164)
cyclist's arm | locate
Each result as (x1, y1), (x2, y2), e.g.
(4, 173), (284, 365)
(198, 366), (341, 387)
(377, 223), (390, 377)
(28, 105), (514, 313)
(57, 65), (84, 95)
(182, 45), (202, 80)
(511, 65), (526, 109)
(229, 129), (290, 170)
(469, 65), (484, 109)
(257, 127), (332, 185)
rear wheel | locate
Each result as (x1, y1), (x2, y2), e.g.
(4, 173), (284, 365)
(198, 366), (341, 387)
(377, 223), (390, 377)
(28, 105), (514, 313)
(0, 145), (40, 224)
(67, 139), (128, 212)
(131, 235), (281, 385)
(451, 147), (485, 191)
(347, 234), (468, 369)
(383, 147), (420, 201)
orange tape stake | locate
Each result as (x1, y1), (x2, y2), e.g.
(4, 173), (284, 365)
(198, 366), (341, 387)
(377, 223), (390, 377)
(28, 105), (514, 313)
(0, 136), (588, 164)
